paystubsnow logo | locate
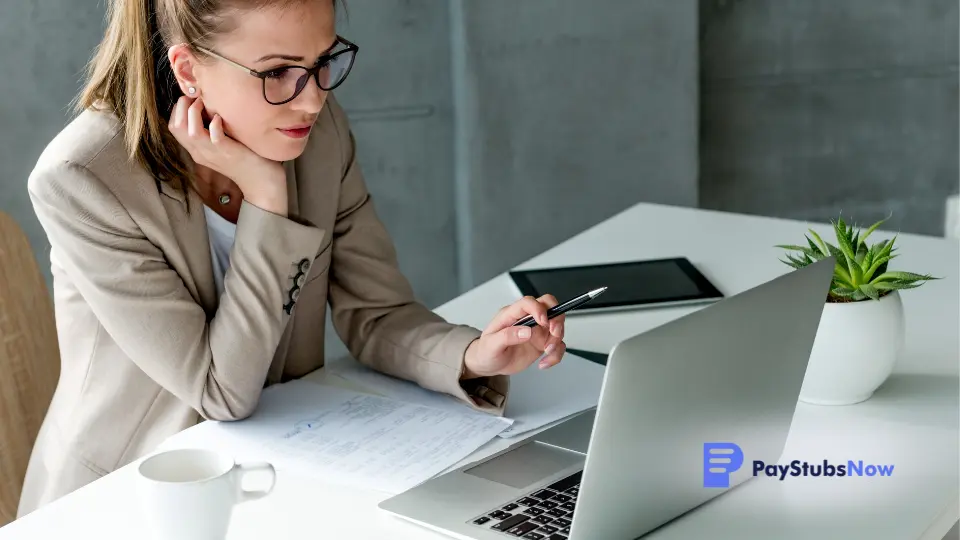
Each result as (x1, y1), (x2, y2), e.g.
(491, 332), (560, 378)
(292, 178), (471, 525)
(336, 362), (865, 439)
(703, 442), (894, 488)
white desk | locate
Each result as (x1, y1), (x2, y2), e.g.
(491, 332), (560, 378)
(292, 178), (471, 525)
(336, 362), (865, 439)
(2, 203), (957, 539)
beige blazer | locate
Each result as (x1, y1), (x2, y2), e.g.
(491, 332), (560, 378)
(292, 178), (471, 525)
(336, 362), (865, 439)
(17, 94), (508, 517)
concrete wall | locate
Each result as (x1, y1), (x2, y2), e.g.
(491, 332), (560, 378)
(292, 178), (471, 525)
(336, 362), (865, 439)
(337, 0), (699, 299)
(0, 1), (105, 288)
(325, 0), (698, 359)
(699, 0), (959, 236)
(331, 0), (459, 309)
(454, 0), (699, 287)
(3, 0), (955, 308)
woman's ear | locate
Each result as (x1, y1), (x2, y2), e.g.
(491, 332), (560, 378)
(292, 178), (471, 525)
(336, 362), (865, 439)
(168, 44), (201, 96)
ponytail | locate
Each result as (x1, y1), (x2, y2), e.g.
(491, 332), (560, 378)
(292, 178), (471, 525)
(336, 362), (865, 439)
(77, 0), (189, 193)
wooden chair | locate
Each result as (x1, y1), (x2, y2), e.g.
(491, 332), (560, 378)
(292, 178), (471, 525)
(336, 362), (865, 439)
(0, 212), (59, 525)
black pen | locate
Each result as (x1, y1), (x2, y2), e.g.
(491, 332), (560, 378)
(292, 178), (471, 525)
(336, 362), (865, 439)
(513, 287), (608, 328)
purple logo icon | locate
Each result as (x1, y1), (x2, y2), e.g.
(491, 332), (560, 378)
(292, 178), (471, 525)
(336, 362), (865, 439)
(703, 442), (744, 488)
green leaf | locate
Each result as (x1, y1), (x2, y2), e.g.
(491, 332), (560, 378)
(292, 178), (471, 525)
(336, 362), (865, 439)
(848, 258), (863, 285)
(863, 255), (892, 282)
(824, 241), (846, 265)
(832, 275), (855, 290)
(833, 219), (859, 276)
(872, 271), (937, 283)
(820, 241), (856, 284)
(780, 254), (811, 269)
(833, 262), (853, 286)
(855, 242), (868, 265)
(884, 235), (898, 252)
(859, 283), (880, 301)
(874, 281), (922, 291)
(836, 215), (847, 237)
(872, 239), (896, 278)
(861, 245), (875, 272)
(777, 245), (819, 259)
(859, 216), (889, 246)
(834, 216), (854, 246)
(831, 287), (859, 299)
(808, 229), (829, 255)
(864, 241), (888, 271)
(850, 290), (867, 301)
(864, 242), (892, 276)
(867, 239), (893, 276)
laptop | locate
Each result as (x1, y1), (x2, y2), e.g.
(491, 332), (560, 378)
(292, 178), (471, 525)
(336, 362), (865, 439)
(379, 257), (834, 539)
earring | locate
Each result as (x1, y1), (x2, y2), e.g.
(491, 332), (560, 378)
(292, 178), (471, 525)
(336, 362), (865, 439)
(188, 87), (196, 95)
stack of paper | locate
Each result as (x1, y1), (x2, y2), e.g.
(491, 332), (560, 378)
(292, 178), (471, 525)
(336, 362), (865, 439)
(331, 351), (606, 438)
(158, 380), (512, 494)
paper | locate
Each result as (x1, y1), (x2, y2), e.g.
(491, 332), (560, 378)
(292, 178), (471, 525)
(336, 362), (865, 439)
(159, 380), (512, 494)
(331, 352), (605, 438)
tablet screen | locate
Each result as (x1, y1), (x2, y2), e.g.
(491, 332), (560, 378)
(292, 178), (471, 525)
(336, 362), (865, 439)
(509, 258), (722, 310)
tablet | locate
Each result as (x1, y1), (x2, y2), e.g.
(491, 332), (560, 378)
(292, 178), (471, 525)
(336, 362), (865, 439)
(508, 257), (723, 314)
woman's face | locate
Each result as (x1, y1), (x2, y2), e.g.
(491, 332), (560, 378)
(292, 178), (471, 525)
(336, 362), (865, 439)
(184, 1), (338, 162)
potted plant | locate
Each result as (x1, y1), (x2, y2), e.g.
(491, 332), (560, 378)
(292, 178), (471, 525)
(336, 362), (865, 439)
(777, 215), (938, 405)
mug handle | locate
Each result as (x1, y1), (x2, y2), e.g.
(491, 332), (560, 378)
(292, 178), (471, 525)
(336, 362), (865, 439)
(235, 462), (276, 503)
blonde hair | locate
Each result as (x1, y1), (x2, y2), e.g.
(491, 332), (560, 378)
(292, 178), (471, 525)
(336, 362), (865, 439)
(76, 0), (336, 193)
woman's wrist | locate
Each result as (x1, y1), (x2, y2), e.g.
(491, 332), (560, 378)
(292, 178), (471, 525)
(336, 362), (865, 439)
(239, 165), (288, 217)
(461, 338), (485, 380)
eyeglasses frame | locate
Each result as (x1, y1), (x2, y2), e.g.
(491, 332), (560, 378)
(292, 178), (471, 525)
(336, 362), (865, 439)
(192, 35), (359, 105)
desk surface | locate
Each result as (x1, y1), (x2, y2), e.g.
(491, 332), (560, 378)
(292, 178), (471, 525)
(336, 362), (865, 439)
(2, 203), (957, 540)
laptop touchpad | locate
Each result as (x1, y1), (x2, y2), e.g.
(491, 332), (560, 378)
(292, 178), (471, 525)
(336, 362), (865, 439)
(464, 441), (584, 489)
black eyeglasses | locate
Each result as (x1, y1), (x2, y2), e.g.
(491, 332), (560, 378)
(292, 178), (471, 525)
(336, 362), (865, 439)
(195, 36), (359, 105)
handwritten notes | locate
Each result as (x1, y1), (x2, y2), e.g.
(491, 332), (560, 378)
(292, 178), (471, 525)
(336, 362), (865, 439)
(160, 380), (512, 494)
(331, 352), (605, 438)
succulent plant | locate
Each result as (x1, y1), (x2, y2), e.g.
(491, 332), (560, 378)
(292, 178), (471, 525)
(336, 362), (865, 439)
(777, 215), (938, 303)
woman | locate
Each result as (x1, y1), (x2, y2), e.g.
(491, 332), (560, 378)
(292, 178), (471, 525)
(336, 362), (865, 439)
(18, 0), (567, 516)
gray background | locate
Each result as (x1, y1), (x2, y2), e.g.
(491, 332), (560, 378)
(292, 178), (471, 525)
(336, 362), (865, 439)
(699, 0), (958, 239)
(2, 0), (957, 311)
(1, 3), (957, 537)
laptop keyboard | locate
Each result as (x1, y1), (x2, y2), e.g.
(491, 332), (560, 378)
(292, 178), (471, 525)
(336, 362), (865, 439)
(468, 471), (581, 539)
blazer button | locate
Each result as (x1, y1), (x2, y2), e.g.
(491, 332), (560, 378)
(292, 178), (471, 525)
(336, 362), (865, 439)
(298, 258), (311, 273)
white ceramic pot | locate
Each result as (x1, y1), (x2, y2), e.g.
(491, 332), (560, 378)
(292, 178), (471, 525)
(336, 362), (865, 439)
(799, 290), (905, 405)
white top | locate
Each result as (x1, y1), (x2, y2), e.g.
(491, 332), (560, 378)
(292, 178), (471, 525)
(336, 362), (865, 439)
(203, 205), (237, 297)
(1, 203), (956, 540)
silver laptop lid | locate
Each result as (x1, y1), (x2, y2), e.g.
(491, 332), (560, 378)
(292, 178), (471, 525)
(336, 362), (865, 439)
(570, 257), (834, 539)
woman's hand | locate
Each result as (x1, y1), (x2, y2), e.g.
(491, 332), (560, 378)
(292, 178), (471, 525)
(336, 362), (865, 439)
(168, 96), (288, 216)
(462, 295), (566, 378)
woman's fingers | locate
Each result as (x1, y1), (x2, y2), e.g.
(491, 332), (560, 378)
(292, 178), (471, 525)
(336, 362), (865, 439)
(187, 96), (206, 138)
(484, 293), (566, 352)
(486, 296), (549, 333)
(209, 113), (224, 144)
(488, 325), (535, 353)
(537, 294), (559, 309)
(169, 97), (186, 133)
(539, 341), (566, 369)
(536, 294), (565, 338)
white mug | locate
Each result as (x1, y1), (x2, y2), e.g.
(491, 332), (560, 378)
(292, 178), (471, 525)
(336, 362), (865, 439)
(136, 448), (276, 540)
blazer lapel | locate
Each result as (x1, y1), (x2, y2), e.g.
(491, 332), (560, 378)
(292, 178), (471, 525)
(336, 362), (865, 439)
(158, 183), (218, 316)
(284, 160), (299, 218)
(157, 162), (300, 321)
